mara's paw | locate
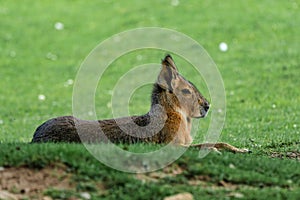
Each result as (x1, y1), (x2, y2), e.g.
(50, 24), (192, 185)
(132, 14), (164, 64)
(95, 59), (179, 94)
(237, 148), (252, 153)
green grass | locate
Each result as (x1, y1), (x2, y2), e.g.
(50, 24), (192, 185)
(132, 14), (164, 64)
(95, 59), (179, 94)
(0, 0), (299, 199)
(1, 143), (300, 199)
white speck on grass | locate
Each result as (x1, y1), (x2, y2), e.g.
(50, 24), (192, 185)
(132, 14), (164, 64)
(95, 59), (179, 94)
(46, 52), (57, 61)
(293, 124), (297, 128)
(88, 111), (93, 116)
(272, 104), (276, 108)
(229, 163), (235, 169)
(64, 79), (74, 87)
(171, 0), (179, 6)
(54, 22), (64, 30)
(219, 42), (228, 52)
(67, 79), (73, 85)
(252, 143), (261, 147)
(229, 192), (244, 199)
(136, 54), (143, 61)
(217, 109), (223, 113)
(80, 192), (91, 200)
(38, 94), (46, 101)
(0, 119), (3, 125)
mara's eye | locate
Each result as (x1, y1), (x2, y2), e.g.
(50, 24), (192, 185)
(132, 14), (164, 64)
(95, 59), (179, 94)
(181, 89), (191, 94)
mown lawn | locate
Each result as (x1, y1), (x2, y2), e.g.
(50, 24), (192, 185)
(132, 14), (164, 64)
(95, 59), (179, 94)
(0, 0), (299, 199)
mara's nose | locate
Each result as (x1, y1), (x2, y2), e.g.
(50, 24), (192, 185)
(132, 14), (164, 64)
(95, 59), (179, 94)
(204, 102), (210, 112)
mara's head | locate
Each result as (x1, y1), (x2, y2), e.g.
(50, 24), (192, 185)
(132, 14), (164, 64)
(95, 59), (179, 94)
(154, 54), (210, 118)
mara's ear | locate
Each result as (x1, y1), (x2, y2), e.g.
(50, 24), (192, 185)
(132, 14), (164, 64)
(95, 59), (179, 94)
(162, 54), (178, 72)
(157, 55), (178, 92)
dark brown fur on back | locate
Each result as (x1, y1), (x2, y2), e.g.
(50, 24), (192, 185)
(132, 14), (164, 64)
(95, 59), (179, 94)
(32, 85), (183, 144)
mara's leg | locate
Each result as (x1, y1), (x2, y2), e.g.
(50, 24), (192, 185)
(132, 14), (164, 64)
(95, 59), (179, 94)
(182, 142), (250, 153)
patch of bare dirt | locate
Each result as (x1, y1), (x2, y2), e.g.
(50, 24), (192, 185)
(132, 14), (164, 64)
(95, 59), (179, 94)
(187, 175), (211, 186)
(270, 151), (300, 161)
(136, 163), (184, 183)
(135, 163), (248, 199)
(0, 163), (74, 200)
(164, 192), (193, 200)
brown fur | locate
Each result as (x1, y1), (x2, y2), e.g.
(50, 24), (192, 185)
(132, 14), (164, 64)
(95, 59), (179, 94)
(31, 55), (249, 153)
